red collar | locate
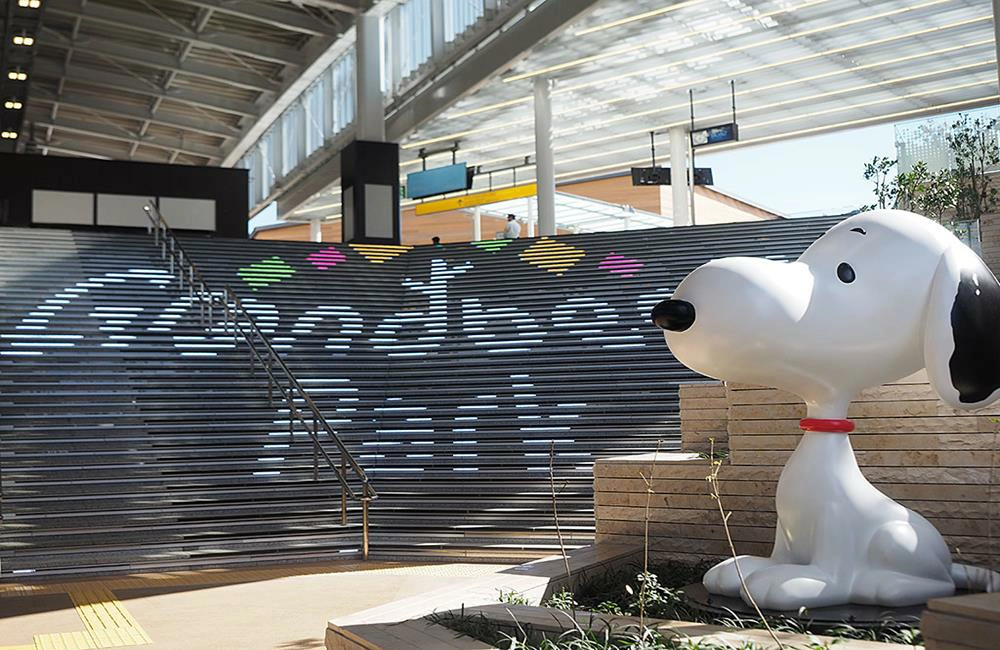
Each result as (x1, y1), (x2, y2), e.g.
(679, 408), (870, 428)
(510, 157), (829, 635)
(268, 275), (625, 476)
(799, 418), (854, 433)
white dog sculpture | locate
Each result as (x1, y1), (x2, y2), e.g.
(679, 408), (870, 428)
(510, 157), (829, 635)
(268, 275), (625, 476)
(652, 209), (1000, 610)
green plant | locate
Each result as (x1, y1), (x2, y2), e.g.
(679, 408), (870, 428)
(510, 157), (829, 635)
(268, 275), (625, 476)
(428, 609), (507, 645)
(697, 448), (729, 461)
(594, 601), (624, 615)
(895, 160), (959, 222)
(499, 589), (531, 605)
(824, 619), (921, 645)
(626, 572), (685, 620)
(861, 155), (898, 211)
(947, 113), (1000, 221)
(544, 589), (580, 612)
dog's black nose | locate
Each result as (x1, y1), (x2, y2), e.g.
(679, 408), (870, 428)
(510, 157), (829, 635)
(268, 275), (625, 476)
(651, 299), (695, 332)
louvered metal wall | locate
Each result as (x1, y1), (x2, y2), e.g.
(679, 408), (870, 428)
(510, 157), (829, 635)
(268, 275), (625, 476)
(0, 216), (841, 577)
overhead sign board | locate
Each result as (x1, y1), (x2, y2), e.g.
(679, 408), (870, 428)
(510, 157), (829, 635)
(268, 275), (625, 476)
(630, 167), (713, 186)
(690, 122), (738, 148)
(414, 183), (537, 216)
(406, 163), (474, 200)
(631, 166), (671, 186)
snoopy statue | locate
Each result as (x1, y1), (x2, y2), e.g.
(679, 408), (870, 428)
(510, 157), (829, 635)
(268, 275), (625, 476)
(652, 209), (1000, 610)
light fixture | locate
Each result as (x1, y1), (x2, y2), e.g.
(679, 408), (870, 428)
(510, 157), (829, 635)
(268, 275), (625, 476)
(574, 0), (705, 36)
(7, 70), (27, 81)
(504, 0), (949, 83)
(17, 0), (41, 8)
(12, 34), (35, 46)
(293, 202), (341, 215)
(509, 0), (831, 83)
(4, 99), (22, 110)
(1, 131), (19, 139)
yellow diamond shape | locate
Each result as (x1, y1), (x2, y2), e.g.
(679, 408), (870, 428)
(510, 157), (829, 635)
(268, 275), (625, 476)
(519, 237), (585, 276)
(349, 244), (413, 264)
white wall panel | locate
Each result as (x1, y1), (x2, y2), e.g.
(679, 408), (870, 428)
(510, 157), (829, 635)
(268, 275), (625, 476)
(32, 190), (94, 225)
(159, 197), (216, 231)
(97, 194), (154, 228)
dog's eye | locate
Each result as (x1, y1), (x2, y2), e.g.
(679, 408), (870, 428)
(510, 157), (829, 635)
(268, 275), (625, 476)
(837, 262), (855, 284)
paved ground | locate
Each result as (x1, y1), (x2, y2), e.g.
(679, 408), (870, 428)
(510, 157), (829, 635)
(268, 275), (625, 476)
(0, 561), (513, 650)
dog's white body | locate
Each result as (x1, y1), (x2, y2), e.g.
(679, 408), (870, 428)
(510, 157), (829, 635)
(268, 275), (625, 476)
(658, 210), (1000, 609)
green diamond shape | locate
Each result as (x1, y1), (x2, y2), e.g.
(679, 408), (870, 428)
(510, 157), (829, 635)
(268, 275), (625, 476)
(238, 256), (296, 290)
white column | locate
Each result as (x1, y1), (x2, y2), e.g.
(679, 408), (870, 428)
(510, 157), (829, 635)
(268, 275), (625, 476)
(669, 126), (690, 227)
(472, 206), (481, 241)
(526, 198), (536, 237)
(689, 133), (697, 226)
(431, 0), (446, 60)
(310, 218), (322, 243)
(356, 13), (385, 142)
(533, 77), (556, 236)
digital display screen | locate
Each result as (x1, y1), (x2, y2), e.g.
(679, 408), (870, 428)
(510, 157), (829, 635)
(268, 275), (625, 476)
(690, 123), (739, 147)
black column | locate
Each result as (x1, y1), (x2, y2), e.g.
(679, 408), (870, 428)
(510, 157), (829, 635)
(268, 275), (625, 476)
(341, 140), (400, 245)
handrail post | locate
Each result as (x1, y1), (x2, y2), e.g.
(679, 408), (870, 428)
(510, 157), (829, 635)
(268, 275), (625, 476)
(312, 416), (319, 481)
(362, 483), (370, 560)
(341, 457), (348, 525)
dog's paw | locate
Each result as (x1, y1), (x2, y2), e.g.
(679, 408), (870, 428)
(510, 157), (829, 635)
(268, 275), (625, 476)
(739, 564), (845, 611)
(703, 555), (774, 598)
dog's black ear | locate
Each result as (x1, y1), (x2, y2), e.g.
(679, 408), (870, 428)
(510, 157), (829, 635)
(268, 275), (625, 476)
(925, 244), (1000, 408)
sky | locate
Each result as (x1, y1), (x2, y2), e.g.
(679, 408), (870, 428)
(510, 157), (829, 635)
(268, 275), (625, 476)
(698, 124), (898, 218)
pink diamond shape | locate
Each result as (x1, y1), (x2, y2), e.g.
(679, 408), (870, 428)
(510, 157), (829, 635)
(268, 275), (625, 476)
(307, 247), (347, 270)
(599, 253), (643, 278)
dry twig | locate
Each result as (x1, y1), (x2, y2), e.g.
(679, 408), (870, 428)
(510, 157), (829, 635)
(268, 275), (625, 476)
(637, 439), (662, 626)
(706, 438), (786, 649)
(550, 441), (572, 582)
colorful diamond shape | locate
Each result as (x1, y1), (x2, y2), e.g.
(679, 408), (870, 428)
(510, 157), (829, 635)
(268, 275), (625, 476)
(238, 256), (295, 290)
(599, 252), (644, 278)
(519, 237), (585, 276)
(471, 239), (512, 253)
(308, 246), (347, 270)
(350, 243), (413, 264)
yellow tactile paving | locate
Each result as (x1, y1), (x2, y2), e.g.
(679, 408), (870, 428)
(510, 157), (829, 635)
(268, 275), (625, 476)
(32, 631), (96, 650)
(0, 583), (151, 650)
(67, 585), (151, 647)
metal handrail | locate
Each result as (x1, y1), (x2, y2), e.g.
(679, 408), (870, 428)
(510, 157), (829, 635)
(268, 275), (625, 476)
(142, 204), (375, 558)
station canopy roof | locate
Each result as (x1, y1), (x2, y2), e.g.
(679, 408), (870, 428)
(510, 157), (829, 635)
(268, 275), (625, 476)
(27, 0), (362, 165)
(288, 0), (996, 226)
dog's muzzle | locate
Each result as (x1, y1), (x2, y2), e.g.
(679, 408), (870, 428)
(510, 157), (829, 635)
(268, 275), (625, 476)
(651, 299), (696, 332)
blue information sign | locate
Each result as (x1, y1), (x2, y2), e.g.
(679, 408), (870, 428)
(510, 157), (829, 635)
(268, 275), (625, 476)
(407, 163), (473, 199)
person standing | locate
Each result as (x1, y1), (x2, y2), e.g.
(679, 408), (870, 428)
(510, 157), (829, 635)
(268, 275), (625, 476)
(503, 214), (521, 239)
